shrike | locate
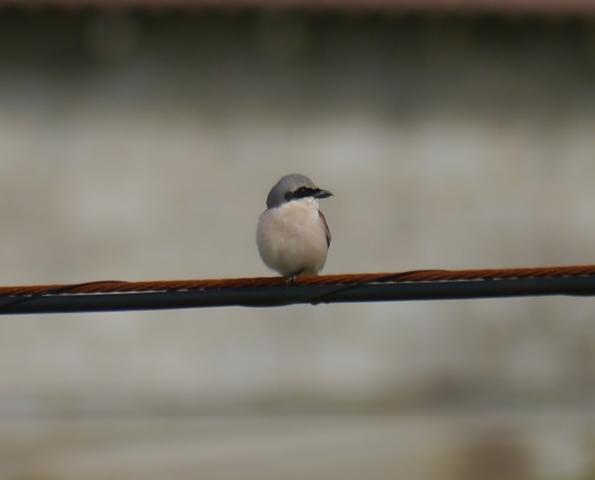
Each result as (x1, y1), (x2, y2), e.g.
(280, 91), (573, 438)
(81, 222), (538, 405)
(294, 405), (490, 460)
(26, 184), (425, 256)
(257, 174), (333, 278)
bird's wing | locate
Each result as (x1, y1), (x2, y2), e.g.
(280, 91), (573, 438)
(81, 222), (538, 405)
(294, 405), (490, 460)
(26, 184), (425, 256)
(319, 211), (331, 248)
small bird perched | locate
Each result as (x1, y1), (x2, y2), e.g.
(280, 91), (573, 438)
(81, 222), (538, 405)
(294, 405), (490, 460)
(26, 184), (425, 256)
(257, 174), (333, 278)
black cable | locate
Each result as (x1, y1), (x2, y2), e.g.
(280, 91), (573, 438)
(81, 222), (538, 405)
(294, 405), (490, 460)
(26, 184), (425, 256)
(0, 276), (594, 315)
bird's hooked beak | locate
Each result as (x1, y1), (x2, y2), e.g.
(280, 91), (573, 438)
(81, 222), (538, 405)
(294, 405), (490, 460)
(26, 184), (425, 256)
(313, 188), (333, 199)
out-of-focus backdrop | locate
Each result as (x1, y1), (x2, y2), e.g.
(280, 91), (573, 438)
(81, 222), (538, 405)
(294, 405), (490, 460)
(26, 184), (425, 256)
(1, 2), (595, 479)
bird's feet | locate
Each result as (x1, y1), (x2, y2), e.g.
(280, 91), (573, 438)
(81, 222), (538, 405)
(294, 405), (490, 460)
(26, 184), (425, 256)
(285, 271), (304, 284)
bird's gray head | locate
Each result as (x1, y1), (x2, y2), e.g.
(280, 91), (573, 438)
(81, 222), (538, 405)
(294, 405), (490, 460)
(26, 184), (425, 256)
(266, 174), (333, 209)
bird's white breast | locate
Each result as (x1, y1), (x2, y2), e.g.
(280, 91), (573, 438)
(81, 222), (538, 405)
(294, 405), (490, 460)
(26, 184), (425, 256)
(256, 199), (329, 276)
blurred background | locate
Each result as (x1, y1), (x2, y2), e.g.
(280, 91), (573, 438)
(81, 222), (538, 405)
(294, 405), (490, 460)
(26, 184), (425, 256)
(1, 1), (595, 479)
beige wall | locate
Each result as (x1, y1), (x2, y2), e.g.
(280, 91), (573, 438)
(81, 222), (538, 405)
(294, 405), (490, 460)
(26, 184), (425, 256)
(1, 10), (595, 412)
(0, 10), (594, 478)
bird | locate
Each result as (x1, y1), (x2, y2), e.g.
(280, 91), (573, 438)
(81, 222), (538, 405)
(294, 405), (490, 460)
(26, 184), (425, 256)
(256, 174), (333, 278)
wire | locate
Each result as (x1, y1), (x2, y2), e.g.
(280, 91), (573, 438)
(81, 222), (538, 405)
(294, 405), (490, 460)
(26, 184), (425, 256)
(1, 264), (595, 315)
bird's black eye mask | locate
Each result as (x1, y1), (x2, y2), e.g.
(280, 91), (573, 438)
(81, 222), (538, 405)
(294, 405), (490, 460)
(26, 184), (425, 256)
(285, 186), (319, 201)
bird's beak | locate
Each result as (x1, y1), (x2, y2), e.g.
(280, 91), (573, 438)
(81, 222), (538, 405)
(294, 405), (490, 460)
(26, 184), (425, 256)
(314, 188), (333, 199)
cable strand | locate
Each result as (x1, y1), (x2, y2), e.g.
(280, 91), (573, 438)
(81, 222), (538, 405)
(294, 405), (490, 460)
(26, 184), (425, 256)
(2, 264), (595, 297)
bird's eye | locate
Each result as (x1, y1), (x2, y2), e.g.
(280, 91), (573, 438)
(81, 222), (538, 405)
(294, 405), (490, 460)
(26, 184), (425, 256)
(287, 186), (311, 200)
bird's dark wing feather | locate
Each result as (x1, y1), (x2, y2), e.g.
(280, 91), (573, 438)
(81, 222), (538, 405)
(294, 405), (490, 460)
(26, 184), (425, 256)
(319, 211), (331, 248)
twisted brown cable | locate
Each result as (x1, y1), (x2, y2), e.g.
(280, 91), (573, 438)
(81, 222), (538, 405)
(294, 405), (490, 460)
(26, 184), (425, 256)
(2, 264), (595, 297)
